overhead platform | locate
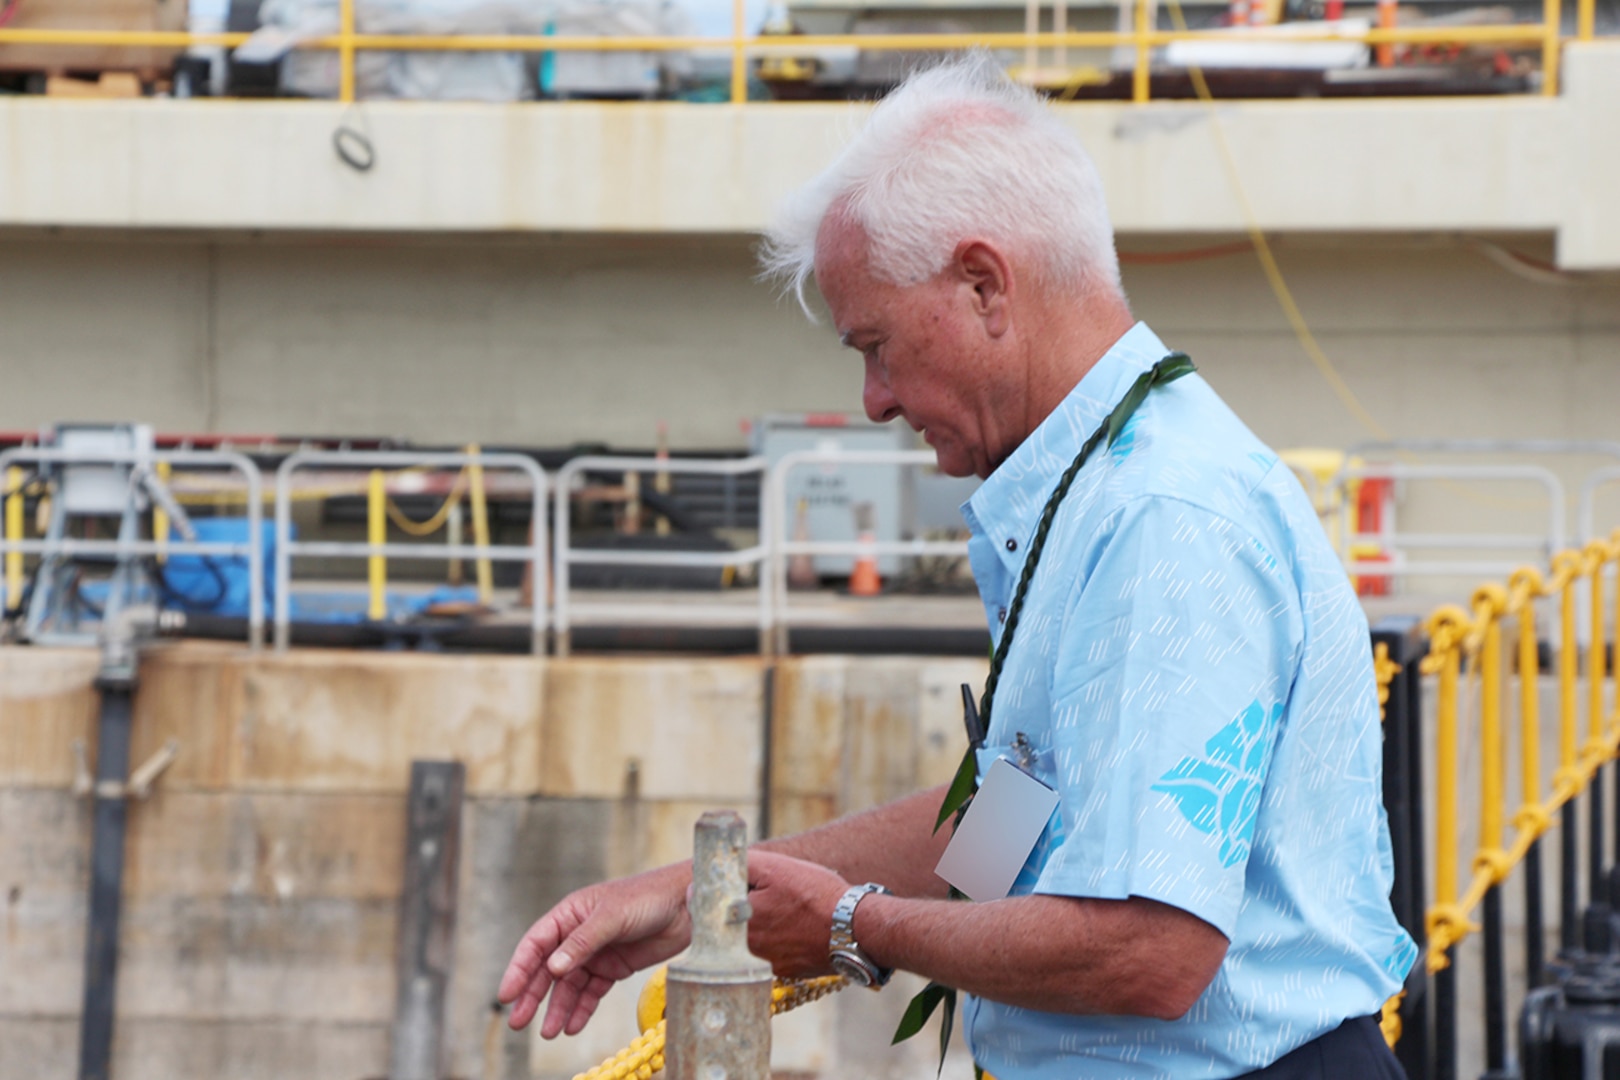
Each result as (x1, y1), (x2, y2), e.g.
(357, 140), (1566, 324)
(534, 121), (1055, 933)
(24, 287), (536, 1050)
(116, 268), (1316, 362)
(0, 42), (1617, 268)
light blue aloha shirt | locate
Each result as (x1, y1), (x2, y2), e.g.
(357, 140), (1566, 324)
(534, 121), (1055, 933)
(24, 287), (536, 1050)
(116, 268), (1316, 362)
(958, 322), (1418, 1079)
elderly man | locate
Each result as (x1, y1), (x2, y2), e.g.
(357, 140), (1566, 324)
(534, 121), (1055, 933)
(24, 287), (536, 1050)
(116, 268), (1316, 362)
(500, 55), (1416, 1079)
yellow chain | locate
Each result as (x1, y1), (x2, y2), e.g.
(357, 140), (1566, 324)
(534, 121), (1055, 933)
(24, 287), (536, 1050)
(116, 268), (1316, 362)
(571, 971), (850, 1080)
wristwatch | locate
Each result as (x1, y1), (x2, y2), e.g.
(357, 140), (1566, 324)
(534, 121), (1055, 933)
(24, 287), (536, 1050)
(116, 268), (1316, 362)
(829, 882), (893, 987)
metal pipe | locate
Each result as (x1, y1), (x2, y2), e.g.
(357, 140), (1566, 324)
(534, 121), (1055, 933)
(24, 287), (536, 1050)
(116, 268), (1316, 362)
(1435, 636), (1461, 914)
(339, 0), (356, 103)
(466, 444), (494, 605)
(1590, 547), (1608, 902)
(729, 0), (746, 104)
(1543, 0), (1562, 95)
(153, 460), (171, 565)
(1480, 604), (1503, 870)
(1435, 960), (1457, 1080)
(1579, 0), (1595, 39)
(1482, 885), (1507, 1075)
(1562, 567), (1581, 947)
(77, 677), (135, 1080)
(4, 465), (21, 613)
(1563, 801), (1580, 951)
(1132, 0), (1150, 103)
(368, 469), (387, 621)
(666, 811), (771, 1080)
(1526, 840), (1546, 988)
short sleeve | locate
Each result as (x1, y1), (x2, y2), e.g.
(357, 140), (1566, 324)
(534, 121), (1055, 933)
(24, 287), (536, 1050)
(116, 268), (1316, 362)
(1031, 495), (1304, 937)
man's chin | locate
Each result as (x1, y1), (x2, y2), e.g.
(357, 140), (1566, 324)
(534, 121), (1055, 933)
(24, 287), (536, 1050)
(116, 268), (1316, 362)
(928, 446), (979, 480)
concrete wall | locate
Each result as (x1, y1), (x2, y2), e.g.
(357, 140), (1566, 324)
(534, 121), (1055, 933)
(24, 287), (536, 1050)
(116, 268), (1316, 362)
(0, 642), (987, 1080)
(2, 43), (1618, 269)
(2, 226), (1617, 566)
(2, 229), (1616, 453)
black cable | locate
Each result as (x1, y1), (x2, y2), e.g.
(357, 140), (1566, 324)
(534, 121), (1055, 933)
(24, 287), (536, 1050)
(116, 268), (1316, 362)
(150, 554), (231, 613)
(333, 125), (375, 172)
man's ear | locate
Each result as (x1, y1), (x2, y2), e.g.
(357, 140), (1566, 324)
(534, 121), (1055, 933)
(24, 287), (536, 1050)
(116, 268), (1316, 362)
(953, 240), (1013, 338)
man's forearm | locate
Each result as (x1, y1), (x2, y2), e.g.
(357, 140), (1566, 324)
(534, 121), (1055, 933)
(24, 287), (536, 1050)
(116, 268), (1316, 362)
(756, 785), (954, 900)
(853, 891), (1227, 1020)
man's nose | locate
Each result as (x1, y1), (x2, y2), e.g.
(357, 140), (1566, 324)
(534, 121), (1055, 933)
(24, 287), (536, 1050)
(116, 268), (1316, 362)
(863, 363), (901, 424)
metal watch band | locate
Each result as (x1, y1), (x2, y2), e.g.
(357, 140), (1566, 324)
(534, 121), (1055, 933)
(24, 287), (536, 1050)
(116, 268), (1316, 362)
(829, 882), (892, 987)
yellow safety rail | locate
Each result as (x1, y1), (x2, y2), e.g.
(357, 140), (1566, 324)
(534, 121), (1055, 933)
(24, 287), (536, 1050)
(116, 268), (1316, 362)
(3, 466), (22, 613)
(1423, 535), (1620, 970)
(360, 445), (495, 618)
(0, 0), (1604, 105)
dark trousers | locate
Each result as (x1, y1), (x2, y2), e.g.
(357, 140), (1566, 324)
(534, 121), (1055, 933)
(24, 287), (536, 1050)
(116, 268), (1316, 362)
(1238, 1015), (1406, 1079)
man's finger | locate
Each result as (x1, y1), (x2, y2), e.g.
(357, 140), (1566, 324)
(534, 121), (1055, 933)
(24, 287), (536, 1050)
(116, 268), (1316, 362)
(499, 916), (564, 1003)
(541, 967), (590, 1040)
(564, 971), (616, 1036)
(546, 905), (630, 979)
(505, 973), (553, 1032)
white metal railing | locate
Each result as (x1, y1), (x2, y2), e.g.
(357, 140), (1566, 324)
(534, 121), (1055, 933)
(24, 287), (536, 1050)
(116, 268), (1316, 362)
(0, 446), (265, 647)
(273, 449), (549, 653)
(1330, 462), (1566, 582)
(0, 441), (1608, 653)
(552, 454), (771, 656)
(767, 448), (970, 654)
(1579, 467), (1620, 546)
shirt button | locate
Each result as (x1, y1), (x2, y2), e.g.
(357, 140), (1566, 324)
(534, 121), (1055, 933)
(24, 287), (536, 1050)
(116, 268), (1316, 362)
(997, 607), (1007, 623)
(1005, 538), (1018, 552)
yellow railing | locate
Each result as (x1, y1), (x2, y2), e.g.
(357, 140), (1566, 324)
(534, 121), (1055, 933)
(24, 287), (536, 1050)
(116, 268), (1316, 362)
(1423, 533), (1620, 970)
(0, 0), (1604, 106)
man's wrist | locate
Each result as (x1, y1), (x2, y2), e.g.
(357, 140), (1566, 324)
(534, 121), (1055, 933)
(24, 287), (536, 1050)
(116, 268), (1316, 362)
(829, 883), (894, 987)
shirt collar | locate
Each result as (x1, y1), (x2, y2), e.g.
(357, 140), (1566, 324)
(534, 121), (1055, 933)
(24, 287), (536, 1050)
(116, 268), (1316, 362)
(962, 321), (1171, 574)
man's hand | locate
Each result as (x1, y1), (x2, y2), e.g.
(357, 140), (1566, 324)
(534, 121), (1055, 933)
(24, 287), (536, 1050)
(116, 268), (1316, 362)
(498, 863), (693, 1038)
(744, 851), (851, 978)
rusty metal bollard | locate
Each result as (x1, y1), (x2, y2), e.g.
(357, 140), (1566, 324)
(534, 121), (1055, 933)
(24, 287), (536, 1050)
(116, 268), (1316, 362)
(666, 810), (773, 1080)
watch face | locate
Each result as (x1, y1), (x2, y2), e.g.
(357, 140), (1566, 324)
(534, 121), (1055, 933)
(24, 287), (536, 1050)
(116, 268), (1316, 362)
(829, 952), (873, 987)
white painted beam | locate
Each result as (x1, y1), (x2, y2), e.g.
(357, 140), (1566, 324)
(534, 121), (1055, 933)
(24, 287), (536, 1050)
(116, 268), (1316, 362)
(0, 42), (1614, 266)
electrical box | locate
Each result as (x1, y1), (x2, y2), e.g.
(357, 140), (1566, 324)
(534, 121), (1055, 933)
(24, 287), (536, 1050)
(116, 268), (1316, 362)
(752, 413), (913, 577)
(52, 423), (155, 516)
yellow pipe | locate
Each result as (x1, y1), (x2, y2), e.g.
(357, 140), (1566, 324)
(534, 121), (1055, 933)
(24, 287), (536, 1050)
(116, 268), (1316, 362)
(467, 443), (493, 605)
(1543, 0), (1562, 96)
(1435, 634), (1461, 908)
(1480, 604), (1504, 858)
(729, 0), (746, 105)
(1132, 0), (1150, 104)
(0, 25), (1561, 51)
(339, 0), (357, 103)
(368, 469), (387, 621)
(1579, 0), (1595, 39)
(1520, 589), (1542, 806)
(1563, 569), (1579, 774)
(1590, 545), (1608, 750)
(4, 467), (22, 614)
(153, 460), (171, 565)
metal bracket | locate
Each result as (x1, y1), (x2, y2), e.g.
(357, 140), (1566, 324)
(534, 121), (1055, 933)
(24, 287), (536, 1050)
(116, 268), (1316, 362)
(72, 737), (180, 800)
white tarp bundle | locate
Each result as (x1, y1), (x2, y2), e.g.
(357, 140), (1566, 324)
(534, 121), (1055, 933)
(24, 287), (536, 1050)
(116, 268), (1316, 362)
(235, 0), (693, 101)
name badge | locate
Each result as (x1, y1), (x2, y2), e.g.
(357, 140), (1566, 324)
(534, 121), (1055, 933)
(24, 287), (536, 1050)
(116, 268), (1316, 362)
(934, 756), (1060, 902)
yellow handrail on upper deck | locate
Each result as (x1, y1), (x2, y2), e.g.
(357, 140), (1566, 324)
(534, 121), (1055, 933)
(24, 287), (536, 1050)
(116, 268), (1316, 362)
(0, 8), (1607, 105)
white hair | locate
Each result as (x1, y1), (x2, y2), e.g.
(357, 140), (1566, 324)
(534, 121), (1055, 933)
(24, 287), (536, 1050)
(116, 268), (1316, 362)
(760, 52), (1123, 315)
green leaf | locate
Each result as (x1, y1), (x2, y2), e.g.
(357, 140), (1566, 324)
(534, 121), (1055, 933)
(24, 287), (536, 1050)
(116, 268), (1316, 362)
(1106, 370), (1152, 448)
(934, 746), (979, 834)
(935, 985), (957, 1077)
(1158, 351), (1197, 383)
(892, 981), (948, 1044)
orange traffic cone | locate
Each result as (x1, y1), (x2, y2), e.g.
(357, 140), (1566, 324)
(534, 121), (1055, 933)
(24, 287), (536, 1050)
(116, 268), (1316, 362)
(849, 533), (882, 596)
